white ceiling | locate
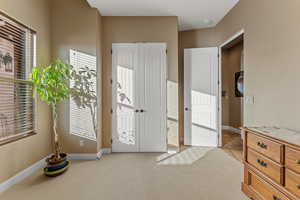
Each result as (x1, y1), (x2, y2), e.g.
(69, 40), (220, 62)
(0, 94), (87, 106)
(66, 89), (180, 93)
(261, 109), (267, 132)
(86, 0), (239, 31)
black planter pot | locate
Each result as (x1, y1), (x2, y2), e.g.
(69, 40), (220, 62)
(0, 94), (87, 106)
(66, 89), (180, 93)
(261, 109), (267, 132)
(44, 153), (70, 177)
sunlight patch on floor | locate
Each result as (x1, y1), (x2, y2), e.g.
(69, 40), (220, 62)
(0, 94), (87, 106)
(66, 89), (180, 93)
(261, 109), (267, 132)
(157, 147), (214, 165)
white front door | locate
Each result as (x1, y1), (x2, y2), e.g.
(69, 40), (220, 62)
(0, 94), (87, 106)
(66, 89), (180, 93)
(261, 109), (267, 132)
(112, 43), (167, 152)
(184, 48), (219, 147)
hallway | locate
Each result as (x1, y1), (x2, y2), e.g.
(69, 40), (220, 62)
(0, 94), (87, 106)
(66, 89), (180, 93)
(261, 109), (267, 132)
(222, 130), (243, 161)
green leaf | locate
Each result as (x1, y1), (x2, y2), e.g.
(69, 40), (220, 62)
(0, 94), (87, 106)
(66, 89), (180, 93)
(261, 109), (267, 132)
(30, 59), (73, 106)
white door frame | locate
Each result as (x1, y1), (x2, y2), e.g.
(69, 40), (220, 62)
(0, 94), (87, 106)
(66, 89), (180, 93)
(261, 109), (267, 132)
(111, 42), (168, 152)
(218, 29), (245, 147)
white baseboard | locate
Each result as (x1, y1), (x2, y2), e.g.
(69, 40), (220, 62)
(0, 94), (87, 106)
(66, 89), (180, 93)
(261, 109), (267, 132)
(68, 148), (112, 160)
(68, 153), (99, 160)
(222, 125), (242, 134)
(0, 156), (48, 194)
(0, 150), (111, 193)
(97, 151), (103, 159)
(101, 148), (112, 154)
(179, 136), (184, 144)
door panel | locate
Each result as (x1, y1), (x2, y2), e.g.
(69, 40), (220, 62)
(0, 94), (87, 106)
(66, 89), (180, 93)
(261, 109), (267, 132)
(112, 43), (167, 152)
(112, 44), (139, 152)
(184, 48), (219, 147)
(139, 43), (167, 152)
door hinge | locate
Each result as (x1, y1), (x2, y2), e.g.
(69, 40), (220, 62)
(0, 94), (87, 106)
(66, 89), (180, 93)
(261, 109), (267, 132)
(110, 79), (113, 84)
(110, 109), (113, 114)
(166, 49), (168, 54)
(111, 49), (113, 54)
(111, 139), (113, 144)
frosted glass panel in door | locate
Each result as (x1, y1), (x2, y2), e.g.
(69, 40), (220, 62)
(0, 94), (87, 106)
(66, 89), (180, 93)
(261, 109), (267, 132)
(112, 44), (139, 152)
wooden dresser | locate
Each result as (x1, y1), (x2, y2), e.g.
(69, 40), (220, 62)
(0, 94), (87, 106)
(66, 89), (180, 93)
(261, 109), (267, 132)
(241, 127), (300, 200)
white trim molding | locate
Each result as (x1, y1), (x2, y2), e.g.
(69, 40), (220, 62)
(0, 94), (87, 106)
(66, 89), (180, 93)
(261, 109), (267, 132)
(0, 156), (47, 193)
(68, 149), (111, 160)
(222, 125), (242, 134)
(68, 153), (99, 160)
(97, 151), (103, 159)
(220, 29), (245, 48)
(101, 148), (112, 154)
(0, 150), (111, 193)
(218, 29), (245, 147)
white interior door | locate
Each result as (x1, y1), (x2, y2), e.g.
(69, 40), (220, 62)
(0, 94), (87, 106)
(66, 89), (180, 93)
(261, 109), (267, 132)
(184, 48), (219, 147)
(112, 43), (167, 152)
(112, 44), (139, 152)
(139, 43), (167, 152)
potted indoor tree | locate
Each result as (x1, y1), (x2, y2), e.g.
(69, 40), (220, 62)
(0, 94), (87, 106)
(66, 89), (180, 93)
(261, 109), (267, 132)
(31, 59), (73, 176)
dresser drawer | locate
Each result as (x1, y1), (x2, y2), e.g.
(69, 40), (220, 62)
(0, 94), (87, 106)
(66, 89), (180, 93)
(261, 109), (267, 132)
(242, 183), (263, 200)
(247, 133), (283, 163)
(286, 147), (300, 174)
(247, 148), (283, 184)
(250, 171), (290, 200)
(285, 169), (300, 198)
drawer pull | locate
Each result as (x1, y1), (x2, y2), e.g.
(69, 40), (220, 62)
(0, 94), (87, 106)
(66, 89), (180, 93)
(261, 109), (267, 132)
(257, 142), (268, 149)
(297, 160), (300, 164)
(257, 159), (268, 167)
(297, 185), (300, 189)
(273, 195), (282, 200)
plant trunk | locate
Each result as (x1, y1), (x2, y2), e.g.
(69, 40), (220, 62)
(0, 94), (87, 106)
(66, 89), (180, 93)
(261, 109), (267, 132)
(52, 104), (60, 158)
(88, 104), (97, 138)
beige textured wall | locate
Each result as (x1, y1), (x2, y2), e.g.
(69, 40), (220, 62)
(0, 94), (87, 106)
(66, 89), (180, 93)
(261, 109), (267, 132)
(179, 0), (300, 137)
(51, 0), (101, 153)
(222, 42), (243, 128)
(102, 16), (179, 148)
(96, 12), (103, 152)
(215, 0), (300, 129)
(0, 0), (52, 183)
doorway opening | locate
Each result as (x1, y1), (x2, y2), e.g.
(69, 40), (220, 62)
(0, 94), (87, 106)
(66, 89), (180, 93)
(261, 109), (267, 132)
(220, 32), (244, 161)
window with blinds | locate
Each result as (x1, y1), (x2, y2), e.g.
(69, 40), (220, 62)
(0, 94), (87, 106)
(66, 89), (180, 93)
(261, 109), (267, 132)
(0, 12), (36, 145)
(69, 49), (97, 140)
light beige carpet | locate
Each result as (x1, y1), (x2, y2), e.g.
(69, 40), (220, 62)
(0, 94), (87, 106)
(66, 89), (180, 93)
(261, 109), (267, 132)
(0, 148), (249, 200)
(157, 147), (214, 165)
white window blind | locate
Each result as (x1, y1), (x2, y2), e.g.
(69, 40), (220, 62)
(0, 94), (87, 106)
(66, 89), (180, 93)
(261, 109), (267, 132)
(69, 49), (97, 140)
(0, 13), (36, 145)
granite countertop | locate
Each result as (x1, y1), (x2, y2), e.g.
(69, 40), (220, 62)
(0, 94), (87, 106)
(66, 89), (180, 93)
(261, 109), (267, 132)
(245, 126), (300, 147)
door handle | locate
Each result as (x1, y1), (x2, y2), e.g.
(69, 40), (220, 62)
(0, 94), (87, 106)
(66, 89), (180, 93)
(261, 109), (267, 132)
(257, 142), (268, 149)
(135, 109), (139, 113)
(185, 107), (189, 111)
(140, 109), (145, 113)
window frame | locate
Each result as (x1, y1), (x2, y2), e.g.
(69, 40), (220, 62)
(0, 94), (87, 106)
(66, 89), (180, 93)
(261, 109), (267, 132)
(0, 11), (37, 146)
